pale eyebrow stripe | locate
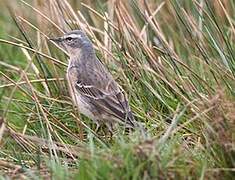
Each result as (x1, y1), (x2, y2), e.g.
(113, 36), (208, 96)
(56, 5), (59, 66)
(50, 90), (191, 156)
(63, 34), (81, 39)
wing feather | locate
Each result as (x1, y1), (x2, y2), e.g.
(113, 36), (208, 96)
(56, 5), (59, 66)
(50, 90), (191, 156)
(75, 81), (135, 127)
(71, 56), (136, 128)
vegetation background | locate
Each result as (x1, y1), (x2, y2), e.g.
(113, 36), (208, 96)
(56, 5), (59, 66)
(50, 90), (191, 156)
(0, 0), (234, 179)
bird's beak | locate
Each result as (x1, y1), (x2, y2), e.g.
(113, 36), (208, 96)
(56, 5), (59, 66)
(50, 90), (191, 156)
(49, 37), (63, 43)
(49, 37), (66, 50)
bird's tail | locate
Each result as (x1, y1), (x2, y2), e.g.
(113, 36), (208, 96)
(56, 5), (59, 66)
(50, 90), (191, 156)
(126, 112), (149, 138)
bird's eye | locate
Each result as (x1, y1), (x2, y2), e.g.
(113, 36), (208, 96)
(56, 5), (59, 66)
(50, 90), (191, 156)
(66, 37), (73, 41)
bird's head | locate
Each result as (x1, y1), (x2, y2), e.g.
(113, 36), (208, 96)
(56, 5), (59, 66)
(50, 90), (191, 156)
(50, 30), (92, 56)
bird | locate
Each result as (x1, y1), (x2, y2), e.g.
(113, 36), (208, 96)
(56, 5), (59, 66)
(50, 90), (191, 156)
(50, 30), (139, 132)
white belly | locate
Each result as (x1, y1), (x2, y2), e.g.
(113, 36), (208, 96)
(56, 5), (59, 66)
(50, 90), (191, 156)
(66, 73), (96, 121)
(74, 93), (96, 120)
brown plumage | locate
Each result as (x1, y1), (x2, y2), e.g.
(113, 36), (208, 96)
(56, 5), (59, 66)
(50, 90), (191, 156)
(50, 30), (137, 131)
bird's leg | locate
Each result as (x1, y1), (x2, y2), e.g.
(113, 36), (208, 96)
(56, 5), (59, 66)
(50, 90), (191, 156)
(94, 122), (100, 133)
(108, 130), (113, 140)
(106, 123), (114, 140)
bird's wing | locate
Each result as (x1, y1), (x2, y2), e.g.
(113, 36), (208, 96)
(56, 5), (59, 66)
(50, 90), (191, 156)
(75, 77), (135, 127)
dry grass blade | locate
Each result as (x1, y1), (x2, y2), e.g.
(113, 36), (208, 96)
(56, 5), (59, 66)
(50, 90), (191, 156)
(0, 78), (64, 88)
(0, 39), (67, 66)
(0, 118), (6, 143)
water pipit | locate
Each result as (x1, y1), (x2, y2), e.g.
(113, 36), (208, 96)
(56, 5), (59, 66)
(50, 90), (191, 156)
(50, 30), (138, 132)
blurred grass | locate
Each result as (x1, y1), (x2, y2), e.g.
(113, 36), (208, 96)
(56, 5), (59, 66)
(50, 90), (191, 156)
(0, 0), (234, 179)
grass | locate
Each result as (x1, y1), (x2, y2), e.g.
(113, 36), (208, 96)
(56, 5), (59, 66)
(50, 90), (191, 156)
(0, 0), (234, 179)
